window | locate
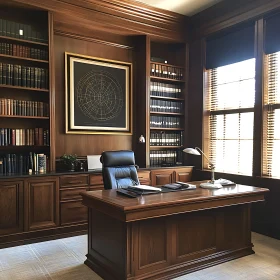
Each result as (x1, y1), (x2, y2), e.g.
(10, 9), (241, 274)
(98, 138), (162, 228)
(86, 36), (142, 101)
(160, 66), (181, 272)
(263, 51), (280, 177)
(205, 59), (255, 175)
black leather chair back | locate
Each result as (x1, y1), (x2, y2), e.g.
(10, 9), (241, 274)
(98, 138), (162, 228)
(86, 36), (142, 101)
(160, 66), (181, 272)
(100, 150), (140, 190)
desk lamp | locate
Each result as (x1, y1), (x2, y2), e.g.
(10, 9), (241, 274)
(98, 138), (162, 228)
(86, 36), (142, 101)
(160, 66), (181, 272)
(183, 147), (222, 189)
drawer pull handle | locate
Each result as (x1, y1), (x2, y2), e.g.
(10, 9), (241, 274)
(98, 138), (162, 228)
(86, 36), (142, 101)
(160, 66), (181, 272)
(68, 180), (83, 184)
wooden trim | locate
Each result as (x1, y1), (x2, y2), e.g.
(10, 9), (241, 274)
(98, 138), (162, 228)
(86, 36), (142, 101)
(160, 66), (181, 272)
(253, 19), (264, 177)
(49, 12), (56, 172)
(54, 29), (133, 49)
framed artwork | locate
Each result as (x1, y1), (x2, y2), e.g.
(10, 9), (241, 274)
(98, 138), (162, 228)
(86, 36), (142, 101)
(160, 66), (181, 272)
(65, 52), (132, 134)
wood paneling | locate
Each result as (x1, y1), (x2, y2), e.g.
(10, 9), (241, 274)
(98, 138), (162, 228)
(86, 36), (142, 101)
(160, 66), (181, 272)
(24, 177), (59, 230)
(0, 180), (23, 235)
(54, 34), (133, 156)
(86, 208), (126, 280)
(175, 211), (216, 260)
(138, 218), (168, 269)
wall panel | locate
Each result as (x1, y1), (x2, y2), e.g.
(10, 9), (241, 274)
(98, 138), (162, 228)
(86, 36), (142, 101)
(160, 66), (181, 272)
(54, 34), (133, 156)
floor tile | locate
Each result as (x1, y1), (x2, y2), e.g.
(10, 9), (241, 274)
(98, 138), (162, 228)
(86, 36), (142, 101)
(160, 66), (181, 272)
(0, 232), (279, 280)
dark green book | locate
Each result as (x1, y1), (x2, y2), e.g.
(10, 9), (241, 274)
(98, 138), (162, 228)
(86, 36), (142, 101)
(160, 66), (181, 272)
(0, 63), (2, 84)
(2, 19), (6, 36)
(10, 21), (15, 38)
(18, 65), (22, 87)
(6, 20), (11, 37)
(0, 19), (2, 36)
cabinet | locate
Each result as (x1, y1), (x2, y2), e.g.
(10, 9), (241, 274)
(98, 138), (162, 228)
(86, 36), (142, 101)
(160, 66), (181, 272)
(0, 180), (23, 235)
(151, 167), (192, 186)
(24, 177), (59, 231)
(0, 7), (53, 174)
(133, 37), (188, 168)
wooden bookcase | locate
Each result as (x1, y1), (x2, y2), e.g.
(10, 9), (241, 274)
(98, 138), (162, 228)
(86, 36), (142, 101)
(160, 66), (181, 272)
(133, 38), (188, 168)
(0, 6), (53, 174)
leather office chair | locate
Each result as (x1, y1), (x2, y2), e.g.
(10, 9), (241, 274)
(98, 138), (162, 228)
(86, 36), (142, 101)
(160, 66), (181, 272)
(100, 150), (140, 190)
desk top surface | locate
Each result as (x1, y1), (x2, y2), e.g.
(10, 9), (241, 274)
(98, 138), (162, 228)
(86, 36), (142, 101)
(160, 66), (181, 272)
(81, 181), (269, 212)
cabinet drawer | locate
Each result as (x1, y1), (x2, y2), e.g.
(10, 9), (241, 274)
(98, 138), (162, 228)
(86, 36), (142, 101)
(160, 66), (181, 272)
(137, 170), (150, 180)
(60, 175), (89, 188)
(139, 179), (151, 185)
(89, 185), (104, 191)
(60, 187), (88, 201)
(89, 174), (103, 186)
(60, 200), (88, 225)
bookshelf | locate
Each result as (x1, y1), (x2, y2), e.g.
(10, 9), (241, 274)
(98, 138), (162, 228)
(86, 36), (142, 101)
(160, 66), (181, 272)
(0, 7), (50, 175)
(148, 41), (187, 168)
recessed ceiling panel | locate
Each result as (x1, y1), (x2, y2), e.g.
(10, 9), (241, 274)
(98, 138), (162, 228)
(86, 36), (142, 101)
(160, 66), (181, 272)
(136, 0), (223, 16)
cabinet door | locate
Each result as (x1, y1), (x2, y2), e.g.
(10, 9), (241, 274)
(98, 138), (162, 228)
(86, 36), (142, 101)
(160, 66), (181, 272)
(24, 177), (59, 231)
(174, 167), (193, 183)
(151, 169), (174, 186)
(60, 200), (88, 225)
(0, 180), (23, 235)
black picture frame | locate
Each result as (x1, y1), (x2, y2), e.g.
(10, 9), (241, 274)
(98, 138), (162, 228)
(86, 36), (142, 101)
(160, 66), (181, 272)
(65, 52), (132, 135)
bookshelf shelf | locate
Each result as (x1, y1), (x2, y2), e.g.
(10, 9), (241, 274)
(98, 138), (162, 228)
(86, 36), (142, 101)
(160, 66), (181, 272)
(0, 145), (49, 150)
(0, 54), (48, 63)
(0, 35), (48, 47)
(150, 111), (184, 116)
(150, 61), (184, 69)
(150, 96), (184, 101)
(0, 115), (49, 119)
(150, 127), (184, 131)
(150, 146), (184, 150)
(0, 84), (49, 92)
(150, 76), (185, 83)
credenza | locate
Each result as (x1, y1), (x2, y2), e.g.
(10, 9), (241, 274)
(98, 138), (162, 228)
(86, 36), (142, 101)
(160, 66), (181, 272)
(0, 166), (192, 248)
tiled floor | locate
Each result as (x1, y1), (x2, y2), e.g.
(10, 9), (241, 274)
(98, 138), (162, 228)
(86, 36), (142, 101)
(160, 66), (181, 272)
(0, 232), (279, 280)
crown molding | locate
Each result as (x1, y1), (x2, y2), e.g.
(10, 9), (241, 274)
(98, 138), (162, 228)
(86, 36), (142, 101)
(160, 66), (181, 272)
(8, 0), (189, 42)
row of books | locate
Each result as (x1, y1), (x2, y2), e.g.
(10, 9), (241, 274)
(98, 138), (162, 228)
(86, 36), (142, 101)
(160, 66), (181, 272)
(150, 63), (183, 80)
(150, 82), (182, 98)
(150, 116), (181, 128)
(150, 150), (183, 167)
(150, 132), (183, 146)
(0, 98), (49, 117)
(0, 152), (48, 174)
(0, 42), (48, 60)
(0, 128), (49, 146)
(150, 99), (183, 113)
(0, 63), (49, 89)
(0, 18), (48, 43)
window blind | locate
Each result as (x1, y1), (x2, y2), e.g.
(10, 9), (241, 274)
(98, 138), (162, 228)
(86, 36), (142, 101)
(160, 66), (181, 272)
(205, 58), (255, 175)
(206, 25), (255, 69)
(263, 52), (280, 177)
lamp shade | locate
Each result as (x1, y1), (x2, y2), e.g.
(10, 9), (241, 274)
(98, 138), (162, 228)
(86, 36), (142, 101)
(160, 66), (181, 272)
(183, 148), (201, 156)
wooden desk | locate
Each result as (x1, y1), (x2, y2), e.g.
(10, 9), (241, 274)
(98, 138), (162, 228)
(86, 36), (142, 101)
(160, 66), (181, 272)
(81, 183), (269, 280)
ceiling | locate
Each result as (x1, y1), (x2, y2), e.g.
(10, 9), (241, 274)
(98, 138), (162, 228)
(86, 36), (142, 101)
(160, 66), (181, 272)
(136, 0), (223, 16)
